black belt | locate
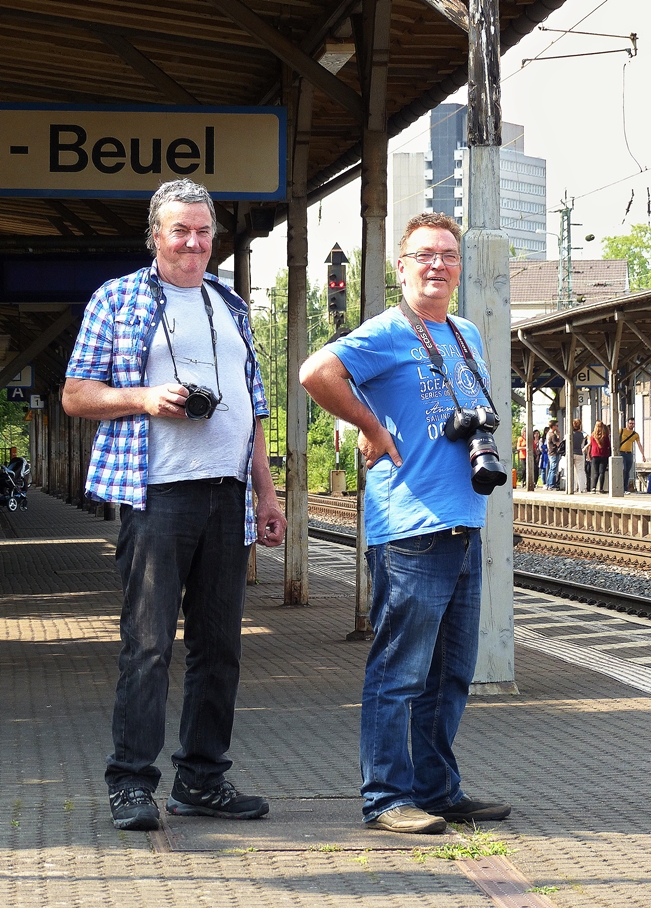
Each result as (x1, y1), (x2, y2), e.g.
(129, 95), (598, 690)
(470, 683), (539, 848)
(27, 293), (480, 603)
(451, 525), (474, 535)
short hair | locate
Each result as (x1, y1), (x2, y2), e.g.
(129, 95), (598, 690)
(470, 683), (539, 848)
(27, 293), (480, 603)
(399, 212), (462, 254)
(549, 418), (558, 425)
(572, 418), (582, 430)
(146, 179), (217, 254)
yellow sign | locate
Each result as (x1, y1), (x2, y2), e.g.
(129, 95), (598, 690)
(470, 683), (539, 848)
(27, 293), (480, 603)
(0, 105), (286, 200)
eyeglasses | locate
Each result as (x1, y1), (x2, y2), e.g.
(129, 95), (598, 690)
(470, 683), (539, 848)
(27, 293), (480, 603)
(401, 251), (461, 267)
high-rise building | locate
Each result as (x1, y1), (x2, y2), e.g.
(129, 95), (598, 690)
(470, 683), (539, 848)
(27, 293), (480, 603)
(388, 152), (426, 264)
(389, 104), (547, 263)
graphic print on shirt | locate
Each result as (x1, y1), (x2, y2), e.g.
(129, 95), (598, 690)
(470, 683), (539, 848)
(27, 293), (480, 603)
(410, 338), (490, 443)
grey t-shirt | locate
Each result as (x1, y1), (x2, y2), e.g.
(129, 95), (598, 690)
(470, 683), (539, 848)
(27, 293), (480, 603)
(146, 280), (253, 485)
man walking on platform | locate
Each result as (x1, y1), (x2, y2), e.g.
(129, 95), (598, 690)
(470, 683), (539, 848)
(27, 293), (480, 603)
(620, 418), (645, 493)
(545, 419), (561, 490)
(300, 212), (510, 835)
(63, 179), (285, 831)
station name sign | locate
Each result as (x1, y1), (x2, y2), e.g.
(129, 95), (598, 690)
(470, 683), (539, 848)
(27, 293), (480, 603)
(0, 104), (287, 200)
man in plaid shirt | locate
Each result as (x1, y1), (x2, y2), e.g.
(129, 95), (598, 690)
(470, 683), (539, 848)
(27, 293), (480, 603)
(63, 179), (285, 832)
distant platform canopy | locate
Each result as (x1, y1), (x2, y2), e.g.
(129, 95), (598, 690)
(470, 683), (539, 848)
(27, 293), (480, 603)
(511, 289), (651, 393)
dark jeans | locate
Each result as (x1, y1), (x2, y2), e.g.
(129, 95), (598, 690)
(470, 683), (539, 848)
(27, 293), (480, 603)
(106, 478), (250, 793)
(622, 451), (634, 491)
(591, 456), (608, 492)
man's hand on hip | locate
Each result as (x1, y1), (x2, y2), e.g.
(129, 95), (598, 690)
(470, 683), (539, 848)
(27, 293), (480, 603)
(358, 425), (402, 470)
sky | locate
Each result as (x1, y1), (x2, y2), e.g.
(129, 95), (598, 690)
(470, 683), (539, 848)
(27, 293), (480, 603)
(239, 0), (651, 303)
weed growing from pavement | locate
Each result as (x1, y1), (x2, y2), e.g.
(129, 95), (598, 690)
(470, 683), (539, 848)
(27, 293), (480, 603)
(64, 799), (74, 811)
(411, 827), (513, 862)
(308, 844), (342, 852)
(527, 886), (559, 895)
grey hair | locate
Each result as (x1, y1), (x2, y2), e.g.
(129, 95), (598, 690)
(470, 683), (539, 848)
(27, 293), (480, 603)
(399, 212), (462, 253)
(146, 179), (217, 254)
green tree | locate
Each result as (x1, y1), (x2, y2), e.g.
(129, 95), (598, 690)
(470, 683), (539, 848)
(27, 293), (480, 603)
(306, 408), (357, 492)
(602, 224), (651, 291)
(0, 391), (30, 460)
(251, 254), (406, 492)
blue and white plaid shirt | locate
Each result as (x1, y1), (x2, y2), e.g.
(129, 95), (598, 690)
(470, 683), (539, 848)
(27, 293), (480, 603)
(66, 261), (269, 545)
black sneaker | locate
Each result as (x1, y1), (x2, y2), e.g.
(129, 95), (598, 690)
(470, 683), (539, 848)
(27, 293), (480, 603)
(437, 794), (511, 822)
(166, 775), (269, 819)
(109, 787), (160, 830)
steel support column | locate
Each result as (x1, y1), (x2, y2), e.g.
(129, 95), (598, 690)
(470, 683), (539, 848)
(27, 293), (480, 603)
(460, 0), (516, 691)
(284, 79), (313, 605)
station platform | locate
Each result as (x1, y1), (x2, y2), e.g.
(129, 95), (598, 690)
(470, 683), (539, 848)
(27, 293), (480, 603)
(1, 490), (650, 908)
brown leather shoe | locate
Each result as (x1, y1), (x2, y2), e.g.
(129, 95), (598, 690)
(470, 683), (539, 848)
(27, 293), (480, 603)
(367, 805), (446, 834)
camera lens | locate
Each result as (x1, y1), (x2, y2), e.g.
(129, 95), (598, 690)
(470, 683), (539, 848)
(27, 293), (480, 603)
(467, 431), (508, 495)
(185, 391), (212, 419)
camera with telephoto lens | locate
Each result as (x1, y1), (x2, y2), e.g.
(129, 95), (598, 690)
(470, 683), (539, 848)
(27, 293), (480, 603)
(181, 383), (219, 420)
(444, 406), (508, 495)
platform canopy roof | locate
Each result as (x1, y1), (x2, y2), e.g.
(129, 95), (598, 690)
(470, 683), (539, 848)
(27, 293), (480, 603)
(0, 0), (568, 394)
(511, 289), (651, 395)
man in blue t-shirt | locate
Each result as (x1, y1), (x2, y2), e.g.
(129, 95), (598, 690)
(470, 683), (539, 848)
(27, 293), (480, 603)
(300, 213), (511, 834)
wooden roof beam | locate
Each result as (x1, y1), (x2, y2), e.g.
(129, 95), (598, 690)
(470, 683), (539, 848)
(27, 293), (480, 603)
(93, 30), (200, 105)
(0, 7), (265, 60)
(618, 313), (651, 355)
(0, 308), (75, 391)
(418, 0), (469, 34)
(517, 329), (571, 383)
(83, 201), (136, 237)
(567, 327), (610, 373)
(205, 0), (364, 122)
(47, 202), (96, 237)
(46, 216), (75, 237)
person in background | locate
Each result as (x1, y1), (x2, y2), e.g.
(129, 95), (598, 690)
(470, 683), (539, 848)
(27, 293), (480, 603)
(545, 419), (561, 490)
(588, 420), (611, 493)
(516, 429), (526, 487)
(583, 434), (592, 492)
(539, 430), (549, 488)
(572, 418), (587, 493)
(532, 429), (542, 488)
(620, 417), (645, 494)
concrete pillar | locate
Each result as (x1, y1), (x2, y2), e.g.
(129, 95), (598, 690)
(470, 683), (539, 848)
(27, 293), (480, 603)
(460, 0), (516, 691)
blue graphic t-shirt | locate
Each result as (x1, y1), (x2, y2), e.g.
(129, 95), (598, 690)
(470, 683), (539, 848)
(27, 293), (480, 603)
(329, 306), (489, 545)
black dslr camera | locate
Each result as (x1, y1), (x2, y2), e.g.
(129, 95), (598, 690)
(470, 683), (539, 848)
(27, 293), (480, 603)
(444, 406), (508, 495)
(181, 383), (219, 420)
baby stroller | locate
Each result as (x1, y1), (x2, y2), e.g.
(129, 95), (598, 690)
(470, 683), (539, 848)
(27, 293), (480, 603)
(0, 457), (30, 511)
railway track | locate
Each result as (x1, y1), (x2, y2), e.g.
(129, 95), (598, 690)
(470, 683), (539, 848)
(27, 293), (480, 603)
(305, 523), (651, 619)
(289, 493), (651, 618)
(283, 492), (651, 570)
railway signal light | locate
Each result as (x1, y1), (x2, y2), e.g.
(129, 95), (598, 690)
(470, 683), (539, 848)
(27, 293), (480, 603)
(325, 243), (349, 329)
(328, 265), (347, 313)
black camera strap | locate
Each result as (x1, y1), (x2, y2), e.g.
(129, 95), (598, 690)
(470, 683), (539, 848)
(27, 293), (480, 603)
(152, 280), (223, 405)
(399, 297), (498, 415)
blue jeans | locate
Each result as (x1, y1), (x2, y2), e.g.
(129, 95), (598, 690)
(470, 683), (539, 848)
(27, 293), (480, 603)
(622, 451), (634, 491)
(361, 529), (482, 820)
(106, 478), (251, 793)
(546, 454), (559, 489)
